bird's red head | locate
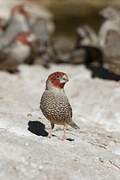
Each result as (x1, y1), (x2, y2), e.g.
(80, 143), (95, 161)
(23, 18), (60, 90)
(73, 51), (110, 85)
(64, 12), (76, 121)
(47, 72), (69, 89)
(12, 4), (30, 18)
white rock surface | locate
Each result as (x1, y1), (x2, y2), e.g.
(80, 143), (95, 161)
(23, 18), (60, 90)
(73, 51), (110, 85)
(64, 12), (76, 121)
(0, 64), (120, 180)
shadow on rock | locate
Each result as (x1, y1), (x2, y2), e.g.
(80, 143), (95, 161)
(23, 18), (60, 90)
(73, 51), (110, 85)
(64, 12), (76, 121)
(28, 121), (48, 137)
(66, 138), (74, 141)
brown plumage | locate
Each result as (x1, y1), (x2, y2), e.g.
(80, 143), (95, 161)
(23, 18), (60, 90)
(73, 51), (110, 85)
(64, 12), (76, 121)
(40, 71), (79, 140)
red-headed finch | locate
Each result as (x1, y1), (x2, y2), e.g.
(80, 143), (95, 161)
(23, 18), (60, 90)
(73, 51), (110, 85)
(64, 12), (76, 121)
(40, 71), (79, 140)
(0, 32), (33, 73)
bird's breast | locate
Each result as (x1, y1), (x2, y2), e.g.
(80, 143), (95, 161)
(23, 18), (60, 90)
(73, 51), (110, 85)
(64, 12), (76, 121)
(40, 90), (72, 124)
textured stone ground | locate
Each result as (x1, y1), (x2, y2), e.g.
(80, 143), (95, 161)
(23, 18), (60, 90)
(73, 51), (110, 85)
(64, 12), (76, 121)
(0, 64), (120, 180)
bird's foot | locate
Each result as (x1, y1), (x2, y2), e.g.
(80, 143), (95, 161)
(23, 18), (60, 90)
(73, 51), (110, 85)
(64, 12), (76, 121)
(58, 134), (67, 141)
(48, 134), (52, 138)
(48, 129), (52, 138)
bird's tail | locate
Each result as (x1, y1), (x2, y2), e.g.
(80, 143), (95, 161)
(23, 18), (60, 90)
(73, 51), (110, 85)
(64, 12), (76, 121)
(69, 121), (80, 129)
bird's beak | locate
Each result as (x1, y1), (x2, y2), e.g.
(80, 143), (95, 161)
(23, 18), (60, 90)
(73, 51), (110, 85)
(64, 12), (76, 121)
(60, 75), (69, 84)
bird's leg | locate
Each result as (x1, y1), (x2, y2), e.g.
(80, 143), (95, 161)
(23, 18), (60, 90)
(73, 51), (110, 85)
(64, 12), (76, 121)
(61, 124), (67, 141)
(48, 123), (54, 138)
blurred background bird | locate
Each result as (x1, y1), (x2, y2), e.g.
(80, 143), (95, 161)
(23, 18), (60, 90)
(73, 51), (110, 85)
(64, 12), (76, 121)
(0, 32), (35, 73)
(0, 0), (55, 72)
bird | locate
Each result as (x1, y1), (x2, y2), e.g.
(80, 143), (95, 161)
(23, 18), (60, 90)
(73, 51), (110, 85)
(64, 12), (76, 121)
(40, 72), (79, 140)
(28, 18), (51, 67)
(76, 25), (98, 47)
(99, 6), (120, 48)
(70, 25), (103, 68)
(23, 0), (55, 34)
(98, 7), (120, 75)
(30, 18), (49, 43)
(103, 30), (120, 75)
(0, 32), (33, 73)
(0, 3), (31, 50)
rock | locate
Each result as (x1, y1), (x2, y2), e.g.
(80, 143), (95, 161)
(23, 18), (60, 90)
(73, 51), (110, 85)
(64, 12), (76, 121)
(0, 64), (120, 179)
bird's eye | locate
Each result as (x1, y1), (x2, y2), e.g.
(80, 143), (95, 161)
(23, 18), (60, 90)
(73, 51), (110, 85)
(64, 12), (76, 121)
(56, 75), (60, 79)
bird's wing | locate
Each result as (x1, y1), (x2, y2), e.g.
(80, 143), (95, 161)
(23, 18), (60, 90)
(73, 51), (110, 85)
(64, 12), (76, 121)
(0, 15), (30, 50)
(104, 30), (120, 57)
(31, 18), (49, 42)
